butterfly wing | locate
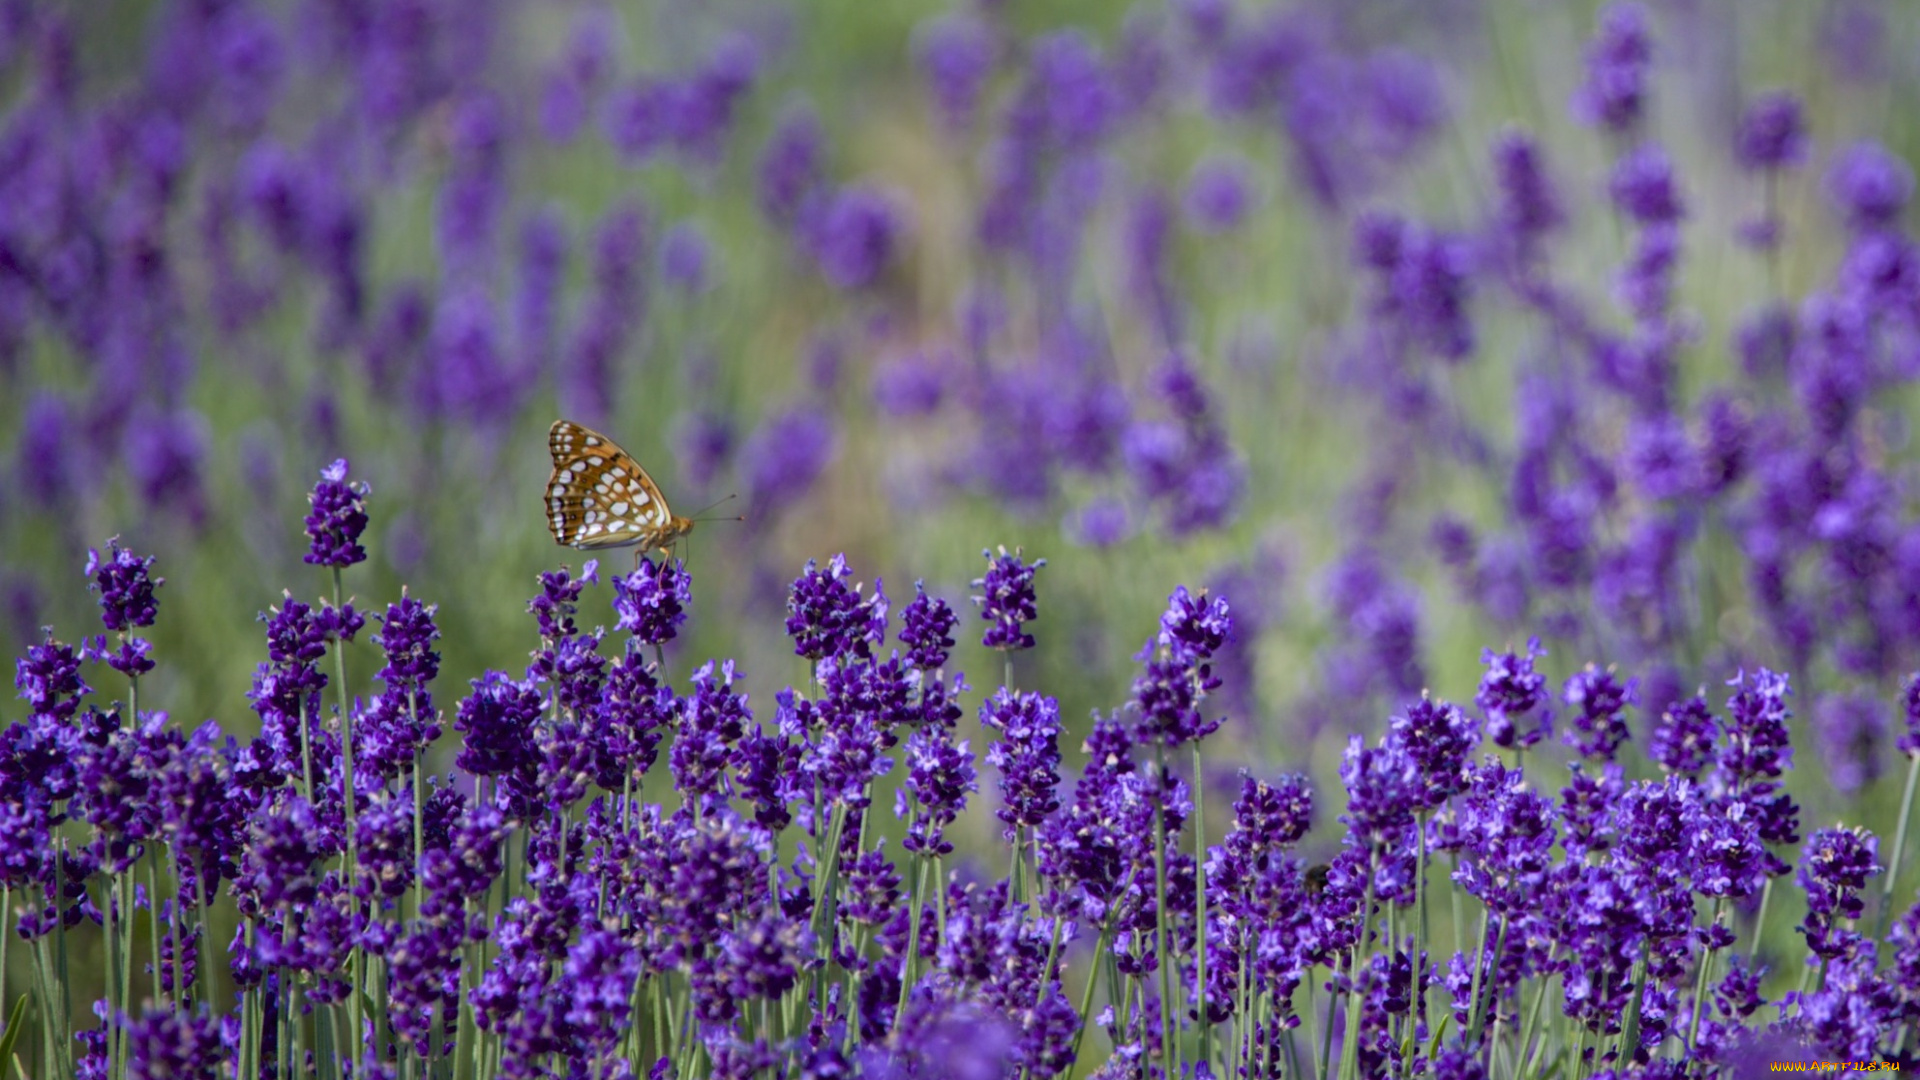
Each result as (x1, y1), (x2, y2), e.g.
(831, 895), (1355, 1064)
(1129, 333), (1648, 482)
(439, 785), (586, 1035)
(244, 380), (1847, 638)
(545, 420), (677, 550)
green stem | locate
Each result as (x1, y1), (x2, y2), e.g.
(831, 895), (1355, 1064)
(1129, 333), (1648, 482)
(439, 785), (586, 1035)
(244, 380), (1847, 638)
(1878, 753), (1920, 943)
(1516, 943), (1558, 1080)
(196, 872), (215, 1014)
(1464, 906), (1492, 1049)
(1685, 899), (1726, 1056)
(1410, 811), (1428, 1075)
(0, 885), (7, 1044)
(1339, 862), (1378, 1080)
(1476, 914), (1510, 1066)
(145, 859), (160, 1005)
(1617, 939), (1649, 1065)
(1192, 742), (1210, 1070)
(1316, 971), (1337, 1080)
(105, 873), (121, 1080)
(893, 854), (927, 1037)
(332, 566), (363, 1076)
(809, 805), (851, 1011)
(412, 748), (426, 922)
(51, 856), (70, 1077)
(1075, 910), (1121, 1060)
(1233, 945), (1250, 1080)
(1749, 876), (1774, 961)
(1151, 747), (1178, 1080)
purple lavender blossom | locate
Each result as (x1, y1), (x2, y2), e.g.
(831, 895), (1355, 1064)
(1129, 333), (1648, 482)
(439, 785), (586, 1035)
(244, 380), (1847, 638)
(124, 1005), (227, 1078)
(1475, 640), (1550, 750)
(786, 555), (886, 662)
(302, 458), (369, 569)
(1451, 759), (1556, 916)
(86, 539), (161, 633)
(898, 582), (958, 671)
(1797, 826), (1879, 961)
(979, 687), (1062, 841)
(373, 592), (440, 702)
(674, 660), (751, 808)
(528, 561), (598, 642)
(613, 558), (692, 647)
(1719, 668), (1796, 785)
(1649, 693), (1715, 777)
(452, 671), (543, 783)
(1562, 665), (1637, 761)
(1225, 773), (1312, 858)
(972, 546), (1045, 653)
(1390, 695), (1477, 809)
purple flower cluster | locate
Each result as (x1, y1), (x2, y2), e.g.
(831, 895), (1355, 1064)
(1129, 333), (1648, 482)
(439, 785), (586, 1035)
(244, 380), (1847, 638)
(15, 491), (1920, 1075)
(303, 458), (370, 570)
(613, 557), (692, 647)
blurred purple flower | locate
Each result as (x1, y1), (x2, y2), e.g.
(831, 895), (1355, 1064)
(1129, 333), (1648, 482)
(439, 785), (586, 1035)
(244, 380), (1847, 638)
(915, 14), (995, 134)
(1735, 91), (1809, 172)
(1826, 141), (1912, 232)
(1811, 692), (1886, 797)
(871, 351), (949, 417)
(1068, 498), (1132, 548)
(661, 221), (713, 295)
(807, 185), (901, 290)
(758, 107), (823, 227)
(1609, 143), (1685, 225)
(15, 392), (76, 509)
(741, 406), (834, 525)
(1571, 2), (1653, 133)
(1183, 155), (1254, 233)
(124, 409), (209, 528)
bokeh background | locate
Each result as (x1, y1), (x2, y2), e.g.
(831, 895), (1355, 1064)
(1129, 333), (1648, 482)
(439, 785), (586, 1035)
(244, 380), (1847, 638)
(4, 0), (1920, 954)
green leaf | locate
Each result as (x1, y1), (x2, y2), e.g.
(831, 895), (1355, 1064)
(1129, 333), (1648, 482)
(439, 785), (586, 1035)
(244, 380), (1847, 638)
(1424, 1012), (1452, 1059)
(0, 994), (30, 1072)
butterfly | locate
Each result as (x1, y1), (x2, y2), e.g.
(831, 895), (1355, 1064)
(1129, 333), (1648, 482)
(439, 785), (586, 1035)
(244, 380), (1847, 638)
(544, 420), (695, 558)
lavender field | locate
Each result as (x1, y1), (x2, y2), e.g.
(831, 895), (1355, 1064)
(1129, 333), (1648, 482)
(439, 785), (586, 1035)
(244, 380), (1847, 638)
(3, 0), (1920, 1076)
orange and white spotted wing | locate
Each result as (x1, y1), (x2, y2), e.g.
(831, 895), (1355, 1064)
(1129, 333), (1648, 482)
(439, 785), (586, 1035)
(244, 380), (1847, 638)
(544, 420), (694, 553)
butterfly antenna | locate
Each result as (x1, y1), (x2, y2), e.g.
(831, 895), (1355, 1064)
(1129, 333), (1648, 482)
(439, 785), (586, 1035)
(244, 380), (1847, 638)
(690, 493), (745, 523)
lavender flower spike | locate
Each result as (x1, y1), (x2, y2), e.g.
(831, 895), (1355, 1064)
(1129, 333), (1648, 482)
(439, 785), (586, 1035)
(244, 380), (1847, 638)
(87, 538), (162, 633)
(304, 458), (370, 569)
(614, 556), (693, 647)
(972, 546), (1046, 652)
